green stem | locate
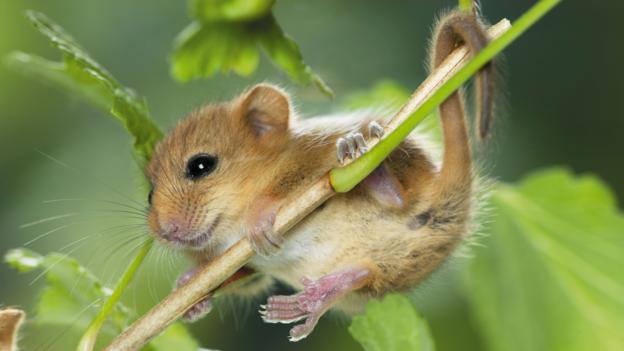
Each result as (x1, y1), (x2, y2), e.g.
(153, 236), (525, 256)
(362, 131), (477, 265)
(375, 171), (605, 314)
(77, 239), (153, 351)
(459, 0), (474, 12)
(330, 0), (561, 192)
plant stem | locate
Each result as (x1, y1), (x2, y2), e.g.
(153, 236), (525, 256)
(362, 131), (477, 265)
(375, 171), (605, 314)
(330, 0), (561, 192)
(459, 0), (474, 13)
(77, 239), (153, 351)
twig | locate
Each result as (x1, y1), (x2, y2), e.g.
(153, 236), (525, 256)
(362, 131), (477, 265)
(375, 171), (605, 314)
(104, 19), (511, 350)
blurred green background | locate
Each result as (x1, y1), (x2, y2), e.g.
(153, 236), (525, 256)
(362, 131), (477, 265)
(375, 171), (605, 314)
(1, 1), (622, 350)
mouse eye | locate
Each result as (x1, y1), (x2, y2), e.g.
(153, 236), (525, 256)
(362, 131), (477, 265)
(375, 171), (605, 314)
(186, 154), (218, 180)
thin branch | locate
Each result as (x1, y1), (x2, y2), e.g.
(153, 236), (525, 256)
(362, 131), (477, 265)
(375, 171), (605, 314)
(105, 19), (514, 351)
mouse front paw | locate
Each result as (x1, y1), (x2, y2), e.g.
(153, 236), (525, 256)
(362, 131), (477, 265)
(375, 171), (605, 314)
(336, 121), (384, 164)
(175, 267), (213, 322)
(247, 210), (284, 257)
(245, 196), (284, 257)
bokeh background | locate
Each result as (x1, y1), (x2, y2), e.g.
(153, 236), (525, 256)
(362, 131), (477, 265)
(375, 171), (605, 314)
(0, 0), (622, 350)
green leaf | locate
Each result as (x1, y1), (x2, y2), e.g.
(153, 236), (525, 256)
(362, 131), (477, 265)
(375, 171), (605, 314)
(5, 11), (164, 349)
(4, 248), (199, 351)
(349, 294), (435, 351)
(192, 0), (275, 22)
(4, 11), (162, 165)
(5, 248), (127, 330)
(172, 11), (333, 97)
(467, 168), (624, 351)
(172, 21), (260, 80)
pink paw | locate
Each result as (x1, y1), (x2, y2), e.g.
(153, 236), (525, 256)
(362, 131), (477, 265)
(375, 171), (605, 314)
(176, 268), (213, 322)
(182, 298), (212, 322)
(259, 267), (370, 341)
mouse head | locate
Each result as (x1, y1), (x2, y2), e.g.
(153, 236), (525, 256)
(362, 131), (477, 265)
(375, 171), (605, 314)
(145, 84), (292, 251)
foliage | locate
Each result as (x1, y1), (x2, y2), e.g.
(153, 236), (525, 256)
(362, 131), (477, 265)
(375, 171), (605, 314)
(349, 294), (435, 351)
(4, 11), (162, 166)
(4, 11), (164, 350)
(192, 0), (275, 22)
(172, 0), (333, 96)
(468, 168), (624, 351)
(4, 248), (198, 351)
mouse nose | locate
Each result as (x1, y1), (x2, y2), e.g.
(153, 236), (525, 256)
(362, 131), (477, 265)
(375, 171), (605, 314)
(160, 219), (188, 240)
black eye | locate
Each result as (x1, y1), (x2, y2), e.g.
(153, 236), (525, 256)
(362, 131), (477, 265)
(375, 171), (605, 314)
(186, 154), (218, 180)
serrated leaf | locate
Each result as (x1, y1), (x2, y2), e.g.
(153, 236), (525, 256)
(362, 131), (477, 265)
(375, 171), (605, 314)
(5, 248), (199, 351)
(192, 0), (275, 22)
(4, 11), (162, 165)
(5, 248), (125, 330)
(467, 168), (624, 351)
(349, 294), (435, 351)
(172, 21), (260, 80)
(172, 9), (333, 96)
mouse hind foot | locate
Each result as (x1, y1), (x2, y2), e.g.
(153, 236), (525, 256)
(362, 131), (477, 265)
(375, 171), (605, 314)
(260, 266), (372, 342)
(176, 267), (214, 322)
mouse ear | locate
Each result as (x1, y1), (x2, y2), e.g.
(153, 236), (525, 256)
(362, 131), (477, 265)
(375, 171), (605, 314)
(239, 84), (290, 137)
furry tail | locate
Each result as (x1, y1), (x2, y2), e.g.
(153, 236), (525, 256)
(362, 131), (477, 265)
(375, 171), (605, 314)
(430, 10), (495, 191)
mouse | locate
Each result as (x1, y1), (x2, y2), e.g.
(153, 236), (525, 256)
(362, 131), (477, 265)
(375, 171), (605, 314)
(145, 10), (495, 342)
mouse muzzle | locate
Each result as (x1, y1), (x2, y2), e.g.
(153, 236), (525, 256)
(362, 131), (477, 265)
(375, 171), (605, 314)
(148, 208), (220, 250)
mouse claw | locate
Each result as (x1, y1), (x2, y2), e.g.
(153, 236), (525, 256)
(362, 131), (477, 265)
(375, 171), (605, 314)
(368, 121), (384, 139)
(336, 131), (370, 164)
(336, 138), (350, 164)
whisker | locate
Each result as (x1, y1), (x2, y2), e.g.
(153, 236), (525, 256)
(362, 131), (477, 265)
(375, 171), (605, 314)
(37, 296), (104, 351)
(100, 234), (150, 285)
(88, 208), (147, 221)
(29, 237), (91, 285)
(20, 213), (79, 229)
(35, 149), (146, 210)
(23, 223), (75, 246)
(37, 226), (147, 296)
(75, 228), (147, 285)
(43, 197), (148, 215)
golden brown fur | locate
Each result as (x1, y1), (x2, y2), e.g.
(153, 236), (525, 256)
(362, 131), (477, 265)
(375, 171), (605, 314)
(146, 9), (493, 318)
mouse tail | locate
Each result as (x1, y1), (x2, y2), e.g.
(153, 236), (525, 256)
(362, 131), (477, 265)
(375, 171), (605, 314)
(429, 10), (494, 194)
